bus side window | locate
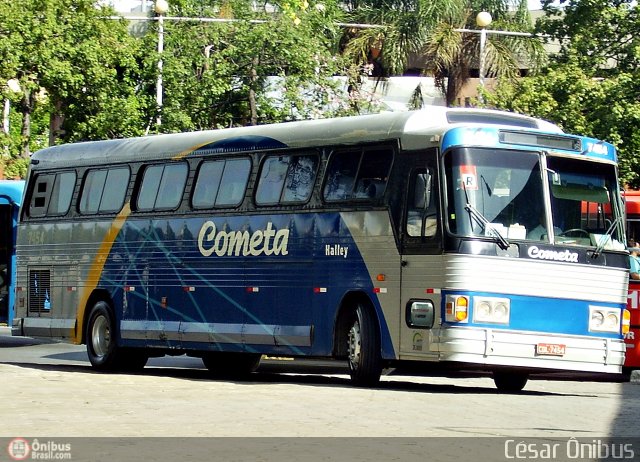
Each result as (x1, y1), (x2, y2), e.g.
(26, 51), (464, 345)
(29, 172), (76, 218)
(353, 148), (392, 200)
(29, 175), (54, 217)
(256, 154), (318, 205)
(79, 167), (129, 214)
(323, 151), (359, 201)
(192, 160), (224, 209)
(192, 158), (251, 209)
(323, 148), (392, 202)
(137, 163), (187, 212)
(407, 170), (436, 238)
(215, 158), (251, 207)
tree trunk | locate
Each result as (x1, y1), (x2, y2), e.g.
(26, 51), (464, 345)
(19, 89), (33, 159)
(248, 56), (259, 126)
(49, 99), (65, 146)
(445, 74), (459, 107)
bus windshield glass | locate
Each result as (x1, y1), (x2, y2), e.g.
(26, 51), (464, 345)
(445, 148), (624, 248)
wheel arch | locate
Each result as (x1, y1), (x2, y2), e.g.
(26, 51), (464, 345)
(80, 289), (114, 345)
(332, 290), (380, 358)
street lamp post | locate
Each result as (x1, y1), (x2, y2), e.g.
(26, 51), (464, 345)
(155, 0), (169, 127)
(476, 11), (492, 96)
(454, 12), (538, 105)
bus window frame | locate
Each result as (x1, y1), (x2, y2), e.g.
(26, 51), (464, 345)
(254, 151), (320, 207)
(26, 170), (77, 219)
(191, 157), (252, 210)
(78, 166), (131, 216)
(321, 145), (395, 204)
(134, 161), (189, 213)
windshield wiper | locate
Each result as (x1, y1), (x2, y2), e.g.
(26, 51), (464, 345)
(464, 202), (510, 250)
(592, 216), (623, 258)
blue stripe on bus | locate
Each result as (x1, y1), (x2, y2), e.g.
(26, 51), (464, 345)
(442, 290), (623, 339)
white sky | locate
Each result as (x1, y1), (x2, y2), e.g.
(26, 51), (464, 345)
(528, 0), (543, 9)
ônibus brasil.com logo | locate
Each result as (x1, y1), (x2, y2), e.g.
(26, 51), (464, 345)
(7, 438), (72, 460)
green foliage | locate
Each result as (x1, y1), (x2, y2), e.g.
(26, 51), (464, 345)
(489, 0), (640, 189)
(0, 0), (358, 176)
(487, 63), (640, 188)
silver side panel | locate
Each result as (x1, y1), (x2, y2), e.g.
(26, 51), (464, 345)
(120, 321), (312, 347)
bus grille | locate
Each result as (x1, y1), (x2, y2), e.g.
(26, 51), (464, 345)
(29, 269), (51, 314)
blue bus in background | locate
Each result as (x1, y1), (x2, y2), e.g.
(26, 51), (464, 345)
(0, 180), (24, 326)
(11, 108), (630, 391)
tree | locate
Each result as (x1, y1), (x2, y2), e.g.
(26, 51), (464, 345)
(425, 0), (547, 106)
(342, 0), (546, 106)
(0, 0), (145, 157)
(143, 0), (355, 133)
(536, 0), (640, 73)
(487, 0), (640, 187)
(486, 62), (640, 188)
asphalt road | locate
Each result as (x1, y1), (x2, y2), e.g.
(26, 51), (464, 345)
(1, 327), (639, 461)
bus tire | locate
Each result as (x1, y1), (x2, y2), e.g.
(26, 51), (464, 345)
(86, 301), (122, 371)
(347, 304), (382, 386)
(202, 352), (261, 378)
(493, 370), (528, 393)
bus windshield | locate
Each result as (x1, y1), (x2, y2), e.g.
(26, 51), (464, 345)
(445, 148), (625, 249)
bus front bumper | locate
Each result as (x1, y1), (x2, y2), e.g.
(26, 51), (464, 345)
(432, 326), (625, 374)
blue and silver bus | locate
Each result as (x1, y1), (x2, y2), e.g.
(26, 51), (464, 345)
(0, 180), (25, 326)
(12, 108), (630, 391)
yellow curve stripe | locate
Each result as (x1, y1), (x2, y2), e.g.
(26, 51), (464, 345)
(72, 202), (132, 343)
(173, 141), (212, 160)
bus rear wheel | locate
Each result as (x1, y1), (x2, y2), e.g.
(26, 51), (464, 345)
(347, 304), (382, 386)
(86, 301), (120, 371)
(86, 301), (148, 372)
(202, 352), (261, 378)
(493, 370), (529, 393)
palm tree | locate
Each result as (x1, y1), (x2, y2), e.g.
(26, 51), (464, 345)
(343, 0), (547, 107)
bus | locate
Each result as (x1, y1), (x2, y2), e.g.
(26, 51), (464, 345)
(0, 180), (25, 326)
(623, 190), (640, 370)
(12, 107), (631, 391)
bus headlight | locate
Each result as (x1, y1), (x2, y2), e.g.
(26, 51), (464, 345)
(588, 306), (622, 334)
(622, 309), (631, 335)
(445, 295), (469, 323)
(472, 297), (510, 325)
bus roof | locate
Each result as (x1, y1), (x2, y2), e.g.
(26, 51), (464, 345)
(0, 180), (25, 206)
(30, 107), (562, 169)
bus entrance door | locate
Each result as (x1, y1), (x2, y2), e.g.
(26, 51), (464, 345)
(626, 281), (640, 369)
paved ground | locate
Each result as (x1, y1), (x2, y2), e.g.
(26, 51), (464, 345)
(1, 327), (638, 438)
(2, 326), (640, 461)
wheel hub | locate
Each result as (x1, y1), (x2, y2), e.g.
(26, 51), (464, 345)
(91, 315), (110, 359)
(348, 319), (361, 367)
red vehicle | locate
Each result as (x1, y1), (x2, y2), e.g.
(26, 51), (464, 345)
(624, 190), (640, 370)
(625, 281), (640, 370)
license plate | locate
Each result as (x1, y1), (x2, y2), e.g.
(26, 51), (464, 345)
(536, 343), (566, 356)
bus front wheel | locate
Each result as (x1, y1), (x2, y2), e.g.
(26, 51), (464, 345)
(347, 304), (382, 386)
